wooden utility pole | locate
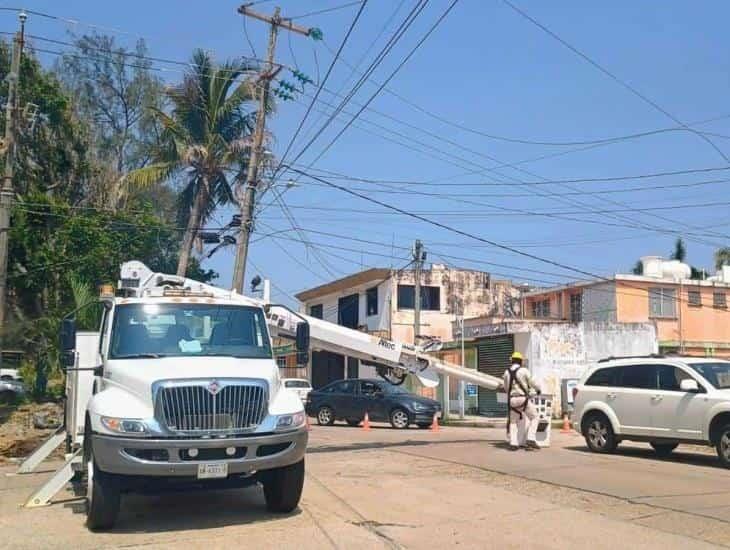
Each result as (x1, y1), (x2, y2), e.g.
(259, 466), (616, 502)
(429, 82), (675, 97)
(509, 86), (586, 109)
(231, 5), (312, 294)
(0, 11), (26, 335)
(413, 239), (424, 344)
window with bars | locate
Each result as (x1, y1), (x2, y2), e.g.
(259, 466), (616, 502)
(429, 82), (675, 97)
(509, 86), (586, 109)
(714, 292), (727, 309)
(570, 293), (583, 322)
(649, 287), (676, 318)
(531, 299), (550, 318)
(687, 290), (701, 307)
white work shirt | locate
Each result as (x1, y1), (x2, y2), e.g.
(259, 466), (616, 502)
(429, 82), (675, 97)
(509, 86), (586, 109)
(503, 364), (541, 398)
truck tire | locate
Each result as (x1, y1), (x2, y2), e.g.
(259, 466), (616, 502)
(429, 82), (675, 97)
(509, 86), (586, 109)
(583, 412), (618, 454)
(650, 442), (678, 457)
(85, 442), (120, 531)
(263, 459), (305, 513)
(716, 423), (730, 469)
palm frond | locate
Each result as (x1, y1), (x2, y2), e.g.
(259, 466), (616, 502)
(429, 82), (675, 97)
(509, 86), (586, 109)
(123, 162), (176, 188)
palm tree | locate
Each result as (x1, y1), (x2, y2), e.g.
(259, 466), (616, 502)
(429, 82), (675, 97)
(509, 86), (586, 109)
(124, 50), (259, 276)
(716, 247), (730, 271)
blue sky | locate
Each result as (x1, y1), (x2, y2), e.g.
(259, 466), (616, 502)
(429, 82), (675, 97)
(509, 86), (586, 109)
(6, 1), (730, 305)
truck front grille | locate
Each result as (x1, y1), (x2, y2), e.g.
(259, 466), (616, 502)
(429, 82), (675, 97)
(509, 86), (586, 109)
(154, 381), (268, 434)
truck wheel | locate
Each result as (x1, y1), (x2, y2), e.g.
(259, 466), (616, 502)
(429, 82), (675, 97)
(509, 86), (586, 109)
(583, 413), (618, 454)
(317, 406), (335, 426)
(716, 423), (730, 469)
(650, 442), (678, 457)
(85, 444), (120, 531)
(263, 459), (305, 513)
(389, 408), (410, 429)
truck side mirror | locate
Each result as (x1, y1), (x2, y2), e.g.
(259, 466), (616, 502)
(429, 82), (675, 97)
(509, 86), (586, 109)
(296, 322), (310, 366)
(60, 318), (77, 369)
(60, 318), (76, 352)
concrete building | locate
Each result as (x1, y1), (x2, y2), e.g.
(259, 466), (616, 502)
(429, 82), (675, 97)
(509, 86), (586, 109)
(295, 264), (521, 390)
(453, 317), (658, 416)
(523, 257), (730, 359)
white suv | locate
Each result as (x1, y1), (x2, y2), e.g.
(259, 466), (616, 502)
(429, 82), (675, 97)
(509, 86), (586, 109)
(573, 356), (730, 467)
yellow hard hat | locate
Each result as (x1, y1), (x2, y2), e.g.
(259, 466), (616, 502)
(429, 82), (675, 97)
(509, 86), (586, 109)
(511, 351), (523, 362)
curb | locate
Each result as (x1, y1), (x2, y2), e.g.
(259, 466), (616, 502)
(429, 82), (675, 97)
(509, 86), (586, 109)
(440, 419), (568, 429)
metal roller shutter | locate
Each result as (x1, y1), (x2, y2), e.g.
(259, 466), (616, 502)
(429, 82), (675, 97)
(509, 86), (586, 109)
(477, 335), (514, 417)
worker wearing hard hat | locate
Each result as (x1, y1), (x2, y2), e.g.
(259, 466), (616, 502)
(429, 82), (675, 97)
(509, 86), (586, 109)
(503, 351), (542, 451)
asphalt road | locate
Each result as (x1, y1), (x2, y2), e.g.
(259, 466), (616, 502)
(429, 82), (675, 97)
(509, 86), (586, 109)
(1, 424), (729, 548)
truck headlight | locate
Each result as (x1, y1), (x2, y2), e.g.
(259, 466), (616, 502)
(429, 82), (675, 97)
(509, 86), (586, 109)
(101, 416), (148, 434)
(276, 411), (305, 430)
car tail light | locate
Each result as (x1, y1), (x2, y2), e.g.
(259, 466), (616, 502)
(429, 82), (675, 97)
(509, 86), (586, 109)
(572, 387), (579, 400)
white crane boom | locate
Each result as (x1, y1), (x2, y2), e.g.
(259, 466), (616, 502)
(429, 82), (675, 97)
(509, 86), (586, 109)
(119, 262), (503, 391)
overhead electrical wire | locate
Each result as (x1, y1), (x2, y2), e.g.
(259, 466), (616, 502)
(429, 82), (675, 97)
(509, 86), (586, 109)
(501, 0), (730, 163)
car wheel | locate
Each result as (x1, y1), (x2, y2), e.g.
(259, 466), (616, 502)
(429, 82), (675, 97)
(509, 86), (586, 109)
(85, 442), (120, 531)
(583, 413), (618, 454)
(317, 406), (335, 426)
(390, 408), (410, 429)
(651, 442), (678, 457)
(716, 423), (730, 469)
(262, 459), (305, 513)
(346, 419), (360, 427)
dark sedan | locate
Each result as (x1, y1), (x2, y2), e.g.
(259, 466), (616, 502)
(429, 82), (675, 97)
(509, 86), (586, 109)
(305, 378), (441, 429)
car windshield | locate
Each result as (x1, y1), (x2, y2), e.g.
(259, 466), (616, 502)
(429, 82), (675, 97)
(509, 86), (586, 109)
(285, 380), (311, 388)
(109, 303), (272, 360)
(687, 362), (730, 389)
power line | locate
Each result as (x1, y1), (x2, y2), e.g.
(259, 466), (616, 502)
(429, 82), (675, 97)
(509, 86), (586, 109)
(501, 0), (730, 164)
(274, 0), (369, 180)
(285, 0), (429, 168)
(290, 1), (365, 20)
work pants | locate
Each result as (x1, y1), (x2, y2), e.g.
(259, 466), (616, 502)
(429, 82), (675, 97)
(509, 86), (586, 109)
(508, 396), (539, 447)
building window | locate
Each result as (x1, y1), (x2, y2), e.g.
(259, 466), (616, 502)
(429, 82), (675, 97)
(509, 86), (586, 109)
(366, 286), (378, 316)
(309, 304), (323, 319)
(570, 293), (583, 322)
(649, 287), (676, 318)
(276, 356), (287, 368)
(531, 299), (550, 318)
(688, 290), (701, 307)
(397, 285), (440, 311)
(338, 293), (360, 328)
(714, 292), (728, 309)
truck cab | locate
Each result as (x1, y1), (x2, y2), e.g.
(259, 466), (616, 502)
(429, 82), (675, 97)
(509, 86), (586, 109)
(62, 263), (308, 530)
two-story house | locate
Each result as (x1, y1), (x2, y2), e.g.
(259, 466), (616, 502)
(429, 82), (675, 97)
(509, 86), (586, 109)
(523, 257), (730, 358)
(295, 264), (521, 389)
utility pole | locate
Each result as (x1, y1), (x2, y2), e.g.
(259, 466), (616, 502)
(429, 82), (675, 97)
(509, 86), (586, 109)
(232, 4), (312, 293)
(412, 239), (424, 344)
(0, 11), (26, 337)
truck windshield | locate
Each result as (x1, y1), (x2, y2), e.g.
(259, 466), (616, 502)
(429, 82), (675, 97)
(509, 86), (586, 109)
(688, 362), (730, 389)
(109, 304), (272, 360)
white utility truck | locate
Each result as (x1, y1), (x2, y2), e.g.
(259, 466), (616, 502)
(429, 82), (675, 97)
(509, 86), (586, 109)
(21, 261), (506, 531)
(59, 262), (310, 530)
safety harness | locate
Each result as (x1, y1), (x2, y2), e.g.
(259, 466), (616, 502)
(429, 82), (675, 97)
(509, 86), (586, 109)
(506, 365), (530, 420)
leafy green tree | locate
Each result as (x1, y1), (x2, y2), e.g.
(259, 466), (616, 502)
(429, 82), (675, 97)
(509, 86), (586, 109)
(716, 247), (730, 271)
(56, 33), (165, 175)
(1, 41), (94, 202)
(125, 49), (260, 276)
(670, 238), (687, 262)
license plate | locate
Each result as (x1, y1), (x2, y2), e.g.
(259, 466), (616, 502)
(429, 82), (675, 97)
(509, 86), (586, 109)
(197, 462), (228, 479)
